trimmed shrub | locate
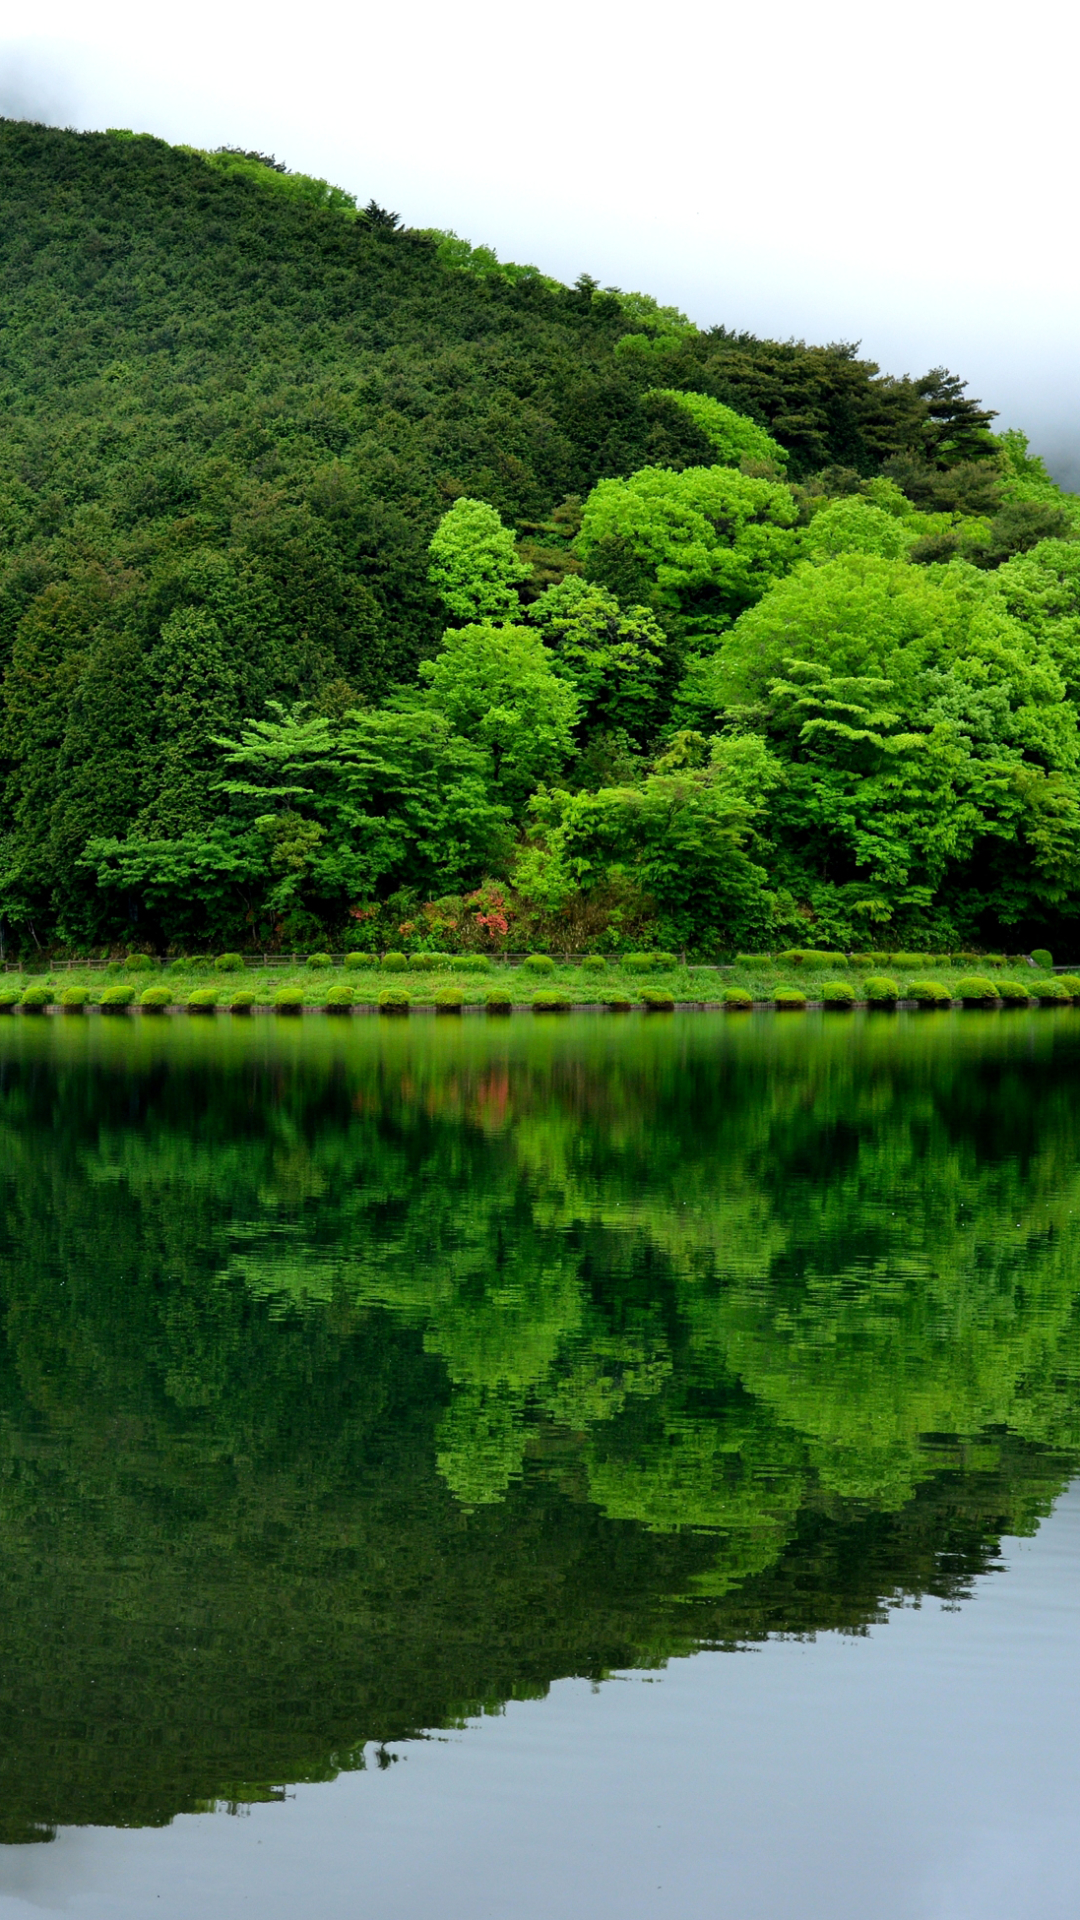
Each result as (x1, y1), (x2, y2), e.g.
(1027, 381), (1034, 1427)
(580, 954), (608, 973)
(187, 989), (219, 1014)
(851, 952), (891, 968)
(523, 953), (556, 974)
(274, 987), (305, 1015)
(984, 954), (1006, 968)
(997, 978), (1033, 1006)
(723, 987), (753, 1009)
(123, 952), (154, 972)
(306, 951), (333, 969)
(19, 985), (53, 1010)
(343, 951), (376, 969)
(735, 952), (771, 964)
(864, 974), (900, 1006)
(622, 953), (655, 974)
(777, 948), (843, 967)
(604, 996), (634, 1011)
(820, 980), (855, 1008)
(100, 985), (135, 1012)
(434, 987), (466, 1013)
(774, 987), (806, 1010)
(382, 952), (408, 972)
(1033, 978), (1068, 1004)
(909, 980), (951, 1006)
(140, 986), (172, 1013)
(532, 989), (572, 1011)
(61, 986), (90, 1011)
(406, 952), (435, 972)
(325, 984), (355, 1014)
(641, 988), (676, 1011)
(1031, 948), (1053, 969)
(1056, 974), (1080, 1001)
(953, 952), (982, 967)
(484, 988), (513, 1013)
(456, 953), (492, 973)
(956, 975), (999, 1007)
(378, 988), (410, 1013)
(0, 986), (19, 1011)
(889, 952), (932, 968)
(230, 990), (257, 1013)
(214, 952), (244, 972)
(651, 952), (678, 972)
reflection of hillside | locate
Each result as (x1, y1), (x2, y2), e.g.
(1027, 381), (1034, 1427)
(0, 1014), (1077, 1833)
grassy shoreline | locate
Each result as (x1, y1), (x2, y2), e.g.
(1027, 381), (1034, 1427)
(0, 953), (1068, 1013)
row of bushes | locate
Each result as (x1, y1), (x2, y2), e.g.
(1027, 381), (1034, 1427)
(723, 974), (1080, 1008)
(0, 983), (683, 1016)
(92, 950), (687, 975)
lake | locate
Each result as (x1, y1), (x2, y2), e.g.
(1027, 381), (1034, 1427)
(0, 1006), (1078, 1917)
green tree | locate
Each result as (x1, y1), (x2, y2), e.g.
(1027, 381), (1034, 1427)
(428, 498), (531, 622)
(527, 577), (673, 748)
(575, 463), (800, 643)
(516, 731), (780, 947)
(414, 622), (578, 802)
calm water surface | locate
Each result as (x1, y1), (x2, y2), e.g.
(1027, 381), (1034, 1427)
(0, 1007), (1079, 1917)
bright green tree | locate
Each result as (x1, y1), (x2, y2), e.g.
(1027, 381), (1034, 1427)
(575, 463), (800, 642)
(415, 622), (578, 802)
(527, 577), (673, 748)
(428, 497), (531, 621)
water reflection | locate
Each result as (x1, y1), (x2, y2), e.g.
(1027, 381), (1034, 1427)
(0, 1010), (1077, 1839)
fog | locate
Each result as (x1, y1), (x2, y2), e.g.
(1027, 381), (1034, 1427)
(3, 0), (1079, 484)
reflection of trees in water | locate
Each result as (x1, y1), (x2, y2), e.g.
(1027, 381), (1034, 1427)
(0, 1017), (1077, 1832)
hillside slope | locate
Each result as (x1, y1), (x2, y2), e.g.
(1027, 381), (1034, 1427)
(0, 121), (1073, 952)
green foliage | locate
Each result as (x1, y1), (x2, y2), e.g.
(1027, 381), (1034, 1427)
(343, 951), (376, 968)
(456, 953), (492, 972)
(19, 985), (52, 1009)
(434, 987), (466, 1011)
(909, 979), (952, 1005)
(382, 952), (408, 971)
(484, 987), (513, 1011)
(139, 985), (172, 1010)
(1033, 978), (1069, 1003)
(1032, 949), (1053, 969)
(576, 464), (800, 642)
(325, 984), (355, 1012)
(123, 952), (155, 972)
(641, 987), (676, 1010)
(306, 952), (333, 968)
(805, 497), (918, 560)
(527, 578), (672, 748)
(523, 953), (556, 974)
(0, 987), (19, 1009)
(1056, 974), (1080, 999)
(997, 978), (1034, 1004)
(273, 986), (305, 1011)
(215, 952), (244, 971)
(415, 621), (578, 803)
(723, 986), (753, 1007)
(645, 391), (787, 469)
(580, 953), (607, 972)
(60, 985), (90, 1009)
(99, 984), (135, 1009)
(230, 989), (257, 1011)
(378, 988), (410, 1012)
(774, 986), (807, 1009)
(532, 990), (571, 1011)
(820, 980), (855, 1005)
(956, 974), (999, 1005)
(864, 974), (900, 1004)
(428, 499), (532, 621)
(187, 988), (219, 1011)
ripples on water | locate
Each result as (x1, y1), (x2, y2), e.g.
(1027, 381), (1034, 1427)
(0, 1009), (1078, 1915)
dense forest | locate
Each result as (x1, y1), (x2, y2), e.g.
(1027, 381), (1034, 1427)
(0, 1015), (1075, 1832)
(3, 119), (1080, 957)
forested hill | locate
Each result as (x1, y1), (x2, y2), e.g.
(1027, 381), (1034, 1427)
(2, 119), (1078, 955)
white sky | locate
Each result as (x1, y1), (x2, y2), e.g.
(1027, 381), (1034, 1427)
(3, 0), (1078, 481)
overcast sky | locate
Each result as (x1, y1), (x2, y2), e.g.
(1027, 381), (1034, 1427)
(3, 0), (1078, 482)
